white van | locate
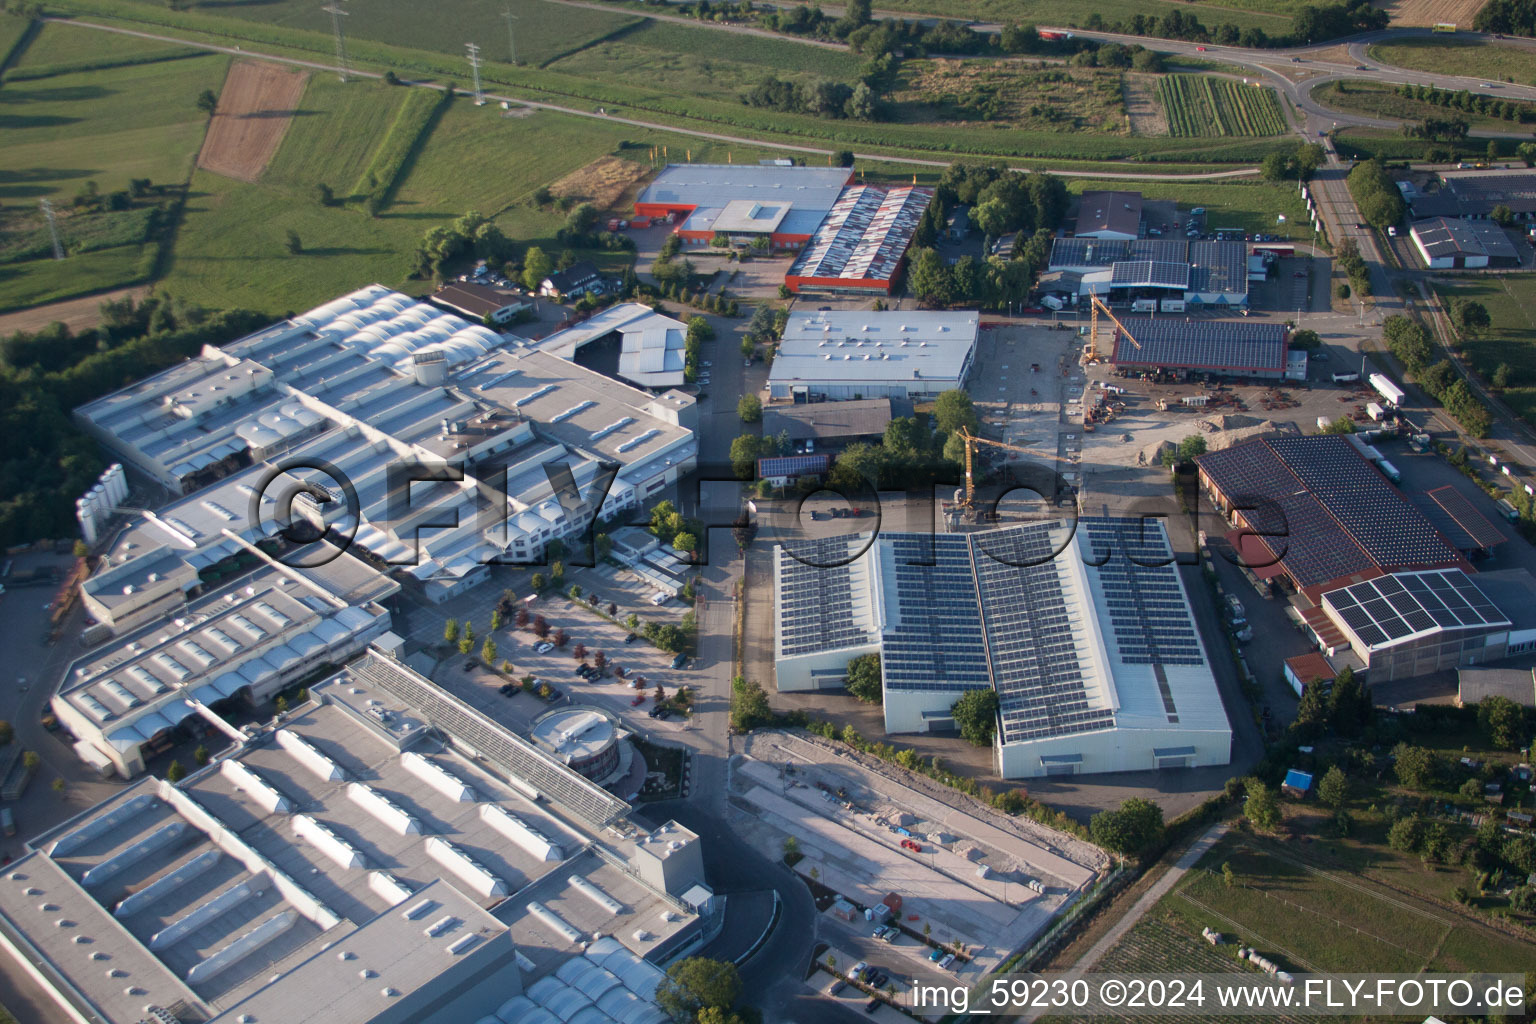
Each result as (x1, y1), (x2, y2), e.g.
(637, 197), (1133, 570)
(1332, 371), (1360, 384)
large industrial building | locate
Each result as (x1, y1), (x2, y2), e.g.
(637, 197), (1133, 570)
(1195, 435), (1473, 602)
(58, 548), (397, 778)
(1074, 190), (1144, 240)
(76, 286), (698, 604)
(1408, 217), (1521, 269)
(773, 520), (1233, 778)
(783, 184), (935, 295)
(633, 164), (854, 250)
(535, 302), (691, 390)
(1045, 238), (1250, 307)
(0, 653), (716, 1024)
(766, 311), (978, 402)
(1402, 170), (1536, 222)
(1110, 319), (1292, 380)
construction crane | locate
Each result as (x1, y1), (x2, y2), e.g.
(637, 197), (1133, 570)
(1085, 295), (1141, 364)
(956, 428), (1056, 510)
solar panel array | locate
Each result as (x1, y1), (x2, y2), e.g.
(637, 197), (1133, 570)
(1188, 239), (1247, 296)
(1109, 260), (1190, 289)
(352, 652), (630, 828)
(881, 534), (991, 694)
(1081, 518), (1203, 721)
(1112, 318), (1287, 373)
(1324, 570), (1509, 650)
(1196, 436), (1463, 590)
(787, 186), (935, 284)
(970, 523), (1116, 745)
(1425, 484), (1506, 549)
(777, 536), (878, 657)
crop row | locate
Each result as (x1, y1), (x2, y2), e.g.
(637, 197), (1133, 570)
(1158, 75), (1285, 137)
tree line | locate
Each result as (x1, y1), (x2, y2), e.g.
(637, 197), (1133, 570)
(1382, 314), (1493, 437)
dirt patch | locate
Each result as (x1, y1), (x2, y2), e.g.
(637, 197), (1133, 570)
(1374, 0), (1485, 27)
(0, 286), (147, 337)
(1124, 73), (1168, 137)
(548, 156), (653, 213)
(197, 60), (309, 183)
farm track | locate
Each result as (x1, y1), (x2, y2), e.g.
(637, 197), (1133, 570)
(41, 17), (1266, 180)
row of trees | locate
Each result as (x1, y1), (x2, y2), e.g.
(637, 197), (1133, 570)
(1381, 315), (1493, 437)
(741, 76), (879, 120)
(1397, 83), (1536, 124)
(1344, 159), (1405, 231)
(1334, 238), (1371, 297)
(1474, 0), (1536, 36)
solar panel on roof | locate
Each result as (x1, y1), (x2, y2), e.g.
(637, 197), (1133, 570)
(1322, 568), (1511, 652)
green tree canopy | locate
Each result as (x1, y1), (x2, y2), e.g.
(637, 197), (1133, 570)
(1317, 764), (1348, 808)
(656, 957), (740, 1024)
(1243, 777), (1282, 830)
(845, 653), (882, 703)
(951, 688), (999, 746)
(1089, 797), (1165, 856)
(1478, 695), (1526, 750)
(932, 389), (979, 436)
(521, 246), (554, 291)
(1393, 742), (1440, 790)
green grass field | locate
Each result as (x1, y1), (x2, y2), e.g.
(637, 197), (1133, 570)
(1158, 75), (1286, 136)
(817, 0), (1297, 34)
(1312, 79), (1536, 132)
(0, 39), (225, 310)
(88, 0), (639, 69)
(0, 54), (228, 200)
(0, 13), (33, 68)
(261, 77), (407, 196)
(1067, 179), (1313, 240)
(602, 20), (865, 78)
(9, 18), (193, 73)
(1369, 37), (1536, 84)
(1433, 276), (1536, 426)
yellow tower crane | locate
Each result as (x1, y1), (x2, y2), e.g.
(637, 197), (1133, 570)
(957, 428), (1056, 510)
(1085, 295), (1142, 364)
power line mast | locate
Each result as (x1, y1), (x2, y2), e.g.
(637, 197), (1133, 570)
(503, 8), (519, 65)
(321, 0), (350, 82)
(39, 199), (64, 261)
(465, 42), (484, 104)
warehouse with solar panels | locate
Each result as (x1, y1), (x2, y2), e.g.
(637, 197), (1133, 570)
(1111, 319), (1291, 379)
(773, 520), (1232, 778)
(1046, 238), (1250, 307)
(1195, 435), (1473, 602)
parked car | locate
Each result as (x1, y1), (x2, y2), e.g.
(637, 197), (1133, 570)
(865, 998), (881, 1014)
(869, 971), (888, 988)
(534, 641), (555, 654)
(938, 953), (956, 970)
(829, 980), (846, 996)
(900, 838), (922, 852)
(650, 592), (670, 606)
(671, 653), (688, 669)
(624, 633), (637, 644)
(630, 695), (645, 706)
(928, 948), (945, 962)
(851, 962), (868, 980)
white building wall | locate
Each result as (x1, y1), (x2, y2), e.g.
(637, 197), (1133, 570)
(774, 644), (878, 692)
(883, 687), (978, 734)
(996, 724), (1231, 779)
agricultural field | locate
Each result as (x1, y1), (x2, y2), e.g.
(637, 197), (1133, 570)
(894, 61), (1127, 133)
(1312, 79), (1536, 132)
(0, 12), (31, 68)
(0, 53), (228, 200)
(260, 77), (410, 196)
(7, 18), (194, 76)
(1375, 0), (1486, 28)
(1066, 180), (1313, 241)
(1051, 824), (1536, 1024)
(1157, 75), (1286, 136)
(1368, 37), (1536, 84)
(0, 36), (228, 310)
(809, 0), (1298, 35)
(1433, 276), (1536, 426)
(88, 0), (641, 69)
(1045, 914), (1317, 1024)
(548, 26), (863, 101)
